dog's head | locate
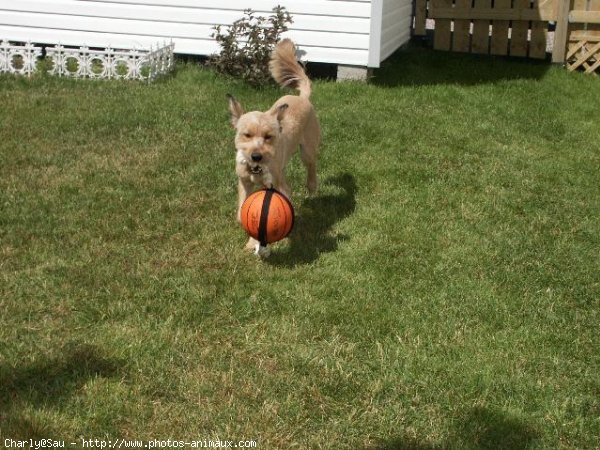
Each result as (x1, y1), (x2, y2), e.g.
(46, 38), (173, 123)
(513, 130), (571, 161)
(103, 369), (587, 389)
(227, 95), (288, 174)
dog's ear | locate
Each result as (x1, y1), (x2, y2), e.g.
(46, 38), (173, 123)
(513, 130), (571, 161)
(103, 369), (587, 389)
(273, 103), (288, 123)
(227, 94), (244, 128)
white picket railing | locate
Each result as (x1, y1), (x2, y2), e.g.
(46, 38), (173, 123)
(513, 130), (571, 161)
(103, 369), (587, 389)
(0, 40), (41, 75)
(0, 40), (174, 81)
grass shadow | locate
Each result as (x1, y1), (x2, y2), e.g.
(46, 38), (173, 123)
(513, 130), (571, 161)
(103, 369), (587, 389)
(267, 173), (357, 267)
(372, 41), (551, 88)
(452, 406), (540, 450)
(0, 343), (124, 437)
(368, 406), (539, 450)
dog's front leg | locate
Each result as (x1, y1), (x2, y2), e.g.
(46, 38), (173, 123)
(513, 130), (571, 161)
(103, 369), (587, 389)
(237, 177), (254, 222)
(270, 170), (291, 200)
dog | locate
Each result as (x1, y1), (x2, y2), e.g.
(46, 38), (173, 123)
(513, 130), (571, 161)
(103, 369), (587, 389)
(227, 39), (321, 255)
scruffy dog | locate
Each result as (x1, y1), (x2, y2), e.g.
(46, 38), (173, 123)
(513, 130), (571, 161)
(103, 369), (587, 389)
(228, 39), (320, 255)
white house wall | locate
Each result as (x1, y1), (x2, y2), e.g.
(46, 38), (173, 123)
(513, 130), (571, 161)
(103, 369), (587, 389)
(367, 0), (412, 68)
(380, 0), (412, 63)
(0, 0), (375, 66)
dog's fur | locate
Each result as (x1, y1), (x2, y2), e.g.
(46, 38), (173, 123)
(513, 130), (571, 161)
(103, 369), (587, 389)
(228, 39), (321, 253)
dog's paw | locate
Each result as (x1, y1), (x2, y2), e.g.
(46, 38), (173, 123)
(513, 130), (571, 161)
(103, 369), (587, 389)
(255, 244), (271, 258)
(245, 238), (257, 251)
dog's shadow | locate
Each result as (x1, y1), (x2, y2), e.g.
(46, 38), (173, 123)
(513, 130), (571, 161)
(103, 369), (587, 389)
(267, 173), (357, 267)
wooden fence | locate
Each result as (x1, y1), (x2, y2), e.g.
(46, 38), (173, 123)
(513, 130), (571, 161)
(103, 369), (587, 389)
(565, 0), (600, 73)
(414, 0), (600, 74)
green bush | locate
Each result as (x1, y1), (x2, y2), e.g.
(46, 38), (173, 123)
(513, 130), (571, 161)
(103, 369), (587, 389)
(209, 6), (293, 86)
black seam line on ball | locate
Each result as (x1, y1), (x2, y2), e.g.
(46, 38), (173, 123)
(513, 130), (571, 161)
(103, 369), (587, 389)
(258, 188), (275, 247)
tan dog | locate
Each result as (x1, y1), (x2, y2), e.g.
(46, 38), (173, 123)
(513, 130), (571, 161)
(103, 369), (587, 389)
(228, 39), (321, 255)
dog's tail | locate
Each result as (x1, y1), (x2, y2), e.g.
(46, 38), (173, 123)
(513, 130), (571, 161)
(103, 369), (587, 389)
(269, 39), (311, 99)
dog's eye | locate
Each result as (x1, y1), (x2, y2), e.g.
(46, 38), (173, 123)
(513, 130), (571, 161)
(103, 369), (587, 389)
(243, 132), (252, 139)
(264, 135), (273, 142)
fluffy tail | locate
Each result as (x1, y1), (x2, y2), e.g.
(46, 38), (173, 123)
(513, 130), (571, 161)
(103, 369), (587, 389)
(269, 39), (311, 99)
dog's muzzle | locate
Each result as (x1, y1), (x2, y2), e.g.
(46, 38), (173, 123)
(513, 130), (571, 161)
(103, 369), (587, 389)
(249, 164), (263, 174)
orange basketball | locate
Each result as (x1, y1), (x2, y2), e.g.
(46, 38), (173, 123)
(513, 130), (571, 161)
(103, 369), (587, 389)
(240, 188), (294, 245)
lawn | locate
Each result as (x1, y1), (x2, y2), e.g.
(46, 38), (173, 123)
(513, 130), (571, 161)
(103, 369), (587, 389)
(0, 46), (598, 449)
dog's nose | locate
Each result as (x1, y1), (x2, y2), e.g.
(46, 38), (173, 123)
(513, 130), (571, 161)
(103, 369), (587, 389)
(251, 153), (262, 162)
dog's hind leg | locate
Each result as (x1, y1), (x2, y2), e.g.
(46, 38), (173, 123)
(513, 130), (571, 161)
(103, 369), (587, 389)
(300, 125), (320, 195)
(300, 111), (320, 194)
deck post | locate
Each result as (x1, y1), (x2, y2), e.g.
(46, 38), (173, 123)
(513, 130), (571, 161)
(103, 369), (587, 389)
(552, 0), (572, 64)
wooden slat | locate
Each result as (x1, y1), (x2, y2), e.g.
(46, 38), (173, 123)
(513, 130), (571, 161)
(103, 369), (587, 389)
(414, 0), (427, 36)
(566, 0), (589, 70)
(510, 0), (530, 57)
(586, 58), (600, 73)
(472, 0), (492, 54)
(569, 10), (600, 24)
(425, 0), (564, 62)
(566, 40), (587, 60)
(530, 22), (548, 59)
(432, 0), (452, 51)
(530, 0), (548, 59)
(571, 30), (600, 41)
(567, 0), (600, 74)
(552, 0), (571, 62)
(453, 0), (471, 53)
(569, 1), (590, 53)
(570, 1), (590, 25)
(567, 41), (600, 70)
(429, 6), (556, 21)
(490, 0), (511, 56)
(587, 0), (600, 53)
(567, 39), (581, 64)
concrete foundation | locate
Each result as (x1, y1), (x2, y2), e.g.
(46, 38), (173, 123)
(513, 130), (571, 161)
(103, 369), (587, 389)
(336, 65), (372, 82)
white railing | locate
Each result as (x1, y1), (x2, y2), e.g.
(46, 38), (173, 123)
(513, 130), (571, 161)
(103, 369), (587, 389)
(0, 41), (41, 76)
(0, 40), (174, 81)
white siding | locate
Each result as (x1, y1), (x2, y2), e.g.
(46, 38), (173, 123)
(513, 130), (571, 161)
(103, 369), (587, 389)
(380, 0), (412, 62)
(0, 0), (375, 66)
(369, 0), (412, 67)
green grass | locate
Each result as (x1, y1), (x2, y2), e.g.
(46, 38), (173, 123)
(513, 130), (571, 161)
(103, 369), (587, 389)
(1, 46), (598, 449)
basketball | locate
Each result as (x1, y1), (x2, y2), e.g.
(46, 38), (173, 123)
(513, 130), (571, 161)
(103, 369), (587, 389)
(240, 188), (294, 246)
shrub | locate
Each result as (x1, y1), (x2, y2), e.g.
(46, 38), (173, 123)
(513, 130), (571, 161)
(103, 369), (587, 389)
(209, 6), (293, 86)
